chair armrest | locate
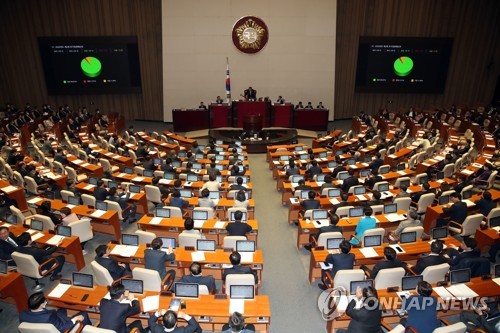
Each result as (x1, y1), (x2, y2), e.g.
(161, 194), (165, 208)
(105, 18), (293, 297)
(447, 220), (462, 228)
(65, 321), (84, 333)
(38, 257), (59, 276)
(350, 234), (361, 243)
(439, 318), (453, 326)
(311, 235), (318, 248)
(380, 320), (393, 331)
(112, 274), (132, 286)
(387, 231), (399, 243)
(406, 327), (418, 333)
(405, 265), (417, 275)
(324, 271), (334, 289)
(470, 328), (488, 333)
(162, 272), (175, 291)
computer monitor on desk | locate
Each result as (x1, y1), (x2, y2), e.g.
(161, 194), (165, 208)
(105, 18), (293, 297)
(449, 268), (471, 285)
(230, 285), (255, 300)
(326, 238), (344, 250)
(431, 227), (448, 240)
(350, 280), (373, 294)
(68, 196), (80, 206)
(438, 195), (450, 205)
(363, 235), (382, 247)
(95, 201), (108, 211)
(400, 231), (417, 244)
(122, 278), (143, 294)
(30, 219), (44, 232)
(384, 204), (397, 214)
(156, 208), (170, 218)
(0, 260), (8, 275)
(349, 207), (364, 218)
(5, 214), (17, 225)
(354, 187), (366, 195)
(73, 272), (94, 288)
(312, 210), (328, 220)
(236, 240), (256, 252)
(180, 189), (193, 198)
(174, 282), (199, 299)
(192, 210), (208, 221)
(196, 239), (216, 252)
(328, 189), (341, 198)
(402, 275), (423, 291)
(122, 234), (139, 246)
(160, 237), (176, 249)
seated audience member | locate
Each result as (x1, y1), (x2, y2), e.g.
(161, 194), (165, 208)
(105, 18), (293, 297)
(369, 153), (384, 173)
(286, 160), (300, 176)
(221, 312), (255, 333)
(230, 163), (246, 176)
(304, 213), (342, 251)
(410, 181), (431, 205)
(95, 244), (131, 280)
(341, 169), (359, 193)
(152, 176), (170, 200)
(180, 217), (205, 239)
(300, 190), (320, 212)
(320, 174), (336, 191)
(337, 286), (382, 333)
(144, 237), (176, 281)
(362, 247), (406, 279)
(222, 251), (258, 284)
(474, 190), (495, 217)
(320, 240), (354, 290)
(59, 207), (79, 226)
(180, 262), (216, 294)
(306, 160), (322, 177)
(226, 210), (252, 237)
(198, 102), (207, 110)
(350, 207), (376, 245)
(454, 175), (469, 194)
(40, 200), (61, 226)
(331, 193), (350, 215)
(169, 189), (189, 213)
(198, 188), (216, 209)
(332, 156), (346, 178)
(305, 101), (314, 109)
(93, 180), (109, 201)
(393, 184), (410, 200)
(392, 210), (422, 236)
(436, 192), (467, 228)
(401, 281), (440, 333)
(316, 102), (325, 109)
(99, 283), (144, 333)
(16, 232), (65, 281)
(444, 237), (480, 268)
(206, 162), (221, 177)
(0, 226), (19, 263)
(233, 190), (249, 208)
(63, 179), (79, 198)
(229, 177), (246, 191)
(107, 187), (136, 223)
(409, 240), (447, 274)
(201, 173), (220, 192)
(293, 179), (312, 194)
(363, 190), (383, 207)
(364, 170), (383, 190)
(19, 292), (92, 332)
(295, 101), (304, 109)
(148, 310), (201, 333)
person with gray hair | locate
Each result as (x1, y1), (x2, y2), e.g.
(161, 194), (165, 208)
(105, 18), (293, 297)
(393, 210), (422, 236)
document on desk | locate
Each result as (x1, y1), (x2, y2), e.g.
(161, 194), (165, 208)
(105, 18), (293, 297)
(142, 295), (160, 312)
(27, 197), (44, 204)
(158, 179), (172, 185)
(289, 198), (299, 205)
(191, 251), (206, 262)
(355, 194), (368, 201)
(30, 232), (45, 242)
(117, 173), (126, 178)
(388, 244), (406, 254)
(229, 299), (245, 314)
(48, 283), (72, 298)
(46, 235), (65, 245)
(385, 213), (406, 222)
(462, 169), (474, 175)
(91, 210), (107, 218)
(462, 200), (475, 207)
(149, 217), (163, 225)
(132, 177), (145, 182)
(110, 245), (138, 257)
(214, 221), (227, 229)
(315, 181), (325, 186)
(240, 252), (254, 263)
(446, 284), (479, 299)
(329, 198), (340, 205)
(194, 220), (205, 229)
(319, 262), (333, 270)
(84, 184), (95, 190)
(65, 204), (76, 209)
(360, 247), (378, 258)
(314, 219), (330, 228)
(433, 286), (455, 300)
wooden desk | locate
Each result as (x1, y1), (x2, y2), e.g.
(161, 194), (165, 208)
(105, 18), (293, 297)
(46, 284), (271, 332)
(66, 154), (104, 178)
(0, 272), (29, 313)
(0, 179), (28, 211)
(472, 228), (499, 250)
(312, 130), (343, 148)
(137, 132), (178, 153)
(294, 109), (329, 131)
(272, 104), (293, 127)
(162, 131), (196, 150)
(308, 237), (461, 283)
(172, 109), (210, 132)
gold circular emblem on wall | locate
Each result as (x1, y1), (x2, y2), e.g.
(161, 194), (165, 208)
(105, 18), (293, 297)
(232, 16), (269, 54)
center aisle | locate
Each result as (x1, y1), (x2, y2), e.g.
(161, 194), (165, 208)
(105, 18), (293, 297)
(248, 154), (325, 332)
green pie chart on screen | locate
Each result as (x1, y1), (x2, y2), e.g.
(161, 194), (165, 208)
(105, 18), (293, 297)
(394, 56), (413, 77)
(81, 56), (102, 78)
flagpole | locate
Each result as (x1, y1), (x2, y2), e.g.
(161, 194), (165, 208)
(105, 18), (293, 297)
(225, 57), (231, 103)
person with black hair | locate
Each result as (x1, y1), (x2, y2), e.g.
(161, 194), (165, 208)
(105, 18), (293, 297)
(332, 156), (346, 178)
(286, 160), (300, 176)
(198, 188), (216, 209)
(233, 190), (249, 209)
(475, 190), (495, 217)
(222, 251), (258, 284)
(320, 174), (336, 191)
(152, 176), (170, 200)
(363, 190), (383, 207)
(331, 193), (350, 215)
(306, 160), (322, 177)
(401, 281), (440, 333)
(226, 210), (252, 237)
(93, 180), (109, 201)
(180, 262), (216, 294)
(410, 181), (431, 205)
(40, 200), (62, 226)
(16, 232), (65, 281)
(300, 190), (320, 211)
(230, 163), (246, 176)
(94, 244), (131, 280)
(369, 153), (384, 173)
(149, 309), (201, 333)
(170, 189), (189, 213)
(393, 184), (410, 200)
(179, 217), (205, 239)
(362, 246), (406, 279)
(201, 173), (220, 192)
(365, 170), (383, 190)
(304, 213), (343, 251)
(221, 311), (255, 332)
(293, 179), (312, 193)
(444, 237), (480, 268)
(436, 192), (467, 228)
(0, 226), (19, 263)
(229, 177), (246, 191)
(341, 169), (359, 193)
(410, 240), (448, 274)
(337, 286), (382, 333)
(144, 237), (176, 281)
(19, 291), (92, 331)
(99, 283), (144, 333)
(206, 162), (221, 177)
(107, 187), (136, 223)
(319, 240), (354, 290)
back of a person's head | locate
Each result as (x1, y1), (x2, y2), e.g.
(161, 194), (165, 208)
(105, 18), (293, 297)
(184, 217), (194, 230)
(172, 189), (180, 198)
(417, 281), (433, 297)
(363, 286), (378, 307)
(463, 237), (477, 249)
(400, 184), (408, 192)
(422, 182), (430, 191)
(41, 200), (51, 211)
(348, 169), (354, 176)
(409, 210), (418, 220)
(201, 188), (210, 198)
(109, 283), (125, 300)
(151, 237), (162, 250)
(372, 190), (381, 200)
(308, 190), (316, 200)
(236, 177), (243, 185)
(95, 244), (108, 257)
(17, 232), (31, 247)
(384, 247), (397, 261)
(97, 180), (104, 187)
(364, 207), (373, 216)
(162, 310), (178, 329)
(311, 160), (318, 167)
(228, 312), (245, 332)
(451, 192), (461, 200)
(229, 251), (241, 265)
(28, 292), (46, 310)
(108, 187), (117, 196)
(190, 262), (202, 275)
(330, 213), (340, 225)
(483, 191), (492, 200)
(152, 176), (160, 185)
(341, 193), (349, 202)
(236, 191), (246, 202)
(339, 240), (351, 254)
(430, 239), (444, 254)
(298, 179), (305, 186)
(324, 175), (333, 183)
(209, 173), (216, 181)
(234, 210), (243, 221)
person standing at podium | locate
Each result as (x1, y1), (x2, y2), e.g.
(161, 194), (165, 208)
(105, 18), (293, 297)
(276, 96), (285, 104)
(215, 96), (224, 104)
(244, 87), (257, 101)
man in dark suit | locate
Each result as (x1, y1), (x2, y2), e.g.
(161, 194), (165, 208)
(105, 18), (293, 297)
(410, 181), (431, 206)
(304, 213), (343, 251)
(474, 190), (495, 217)
(221, 312), (255, 333)
(93, 180), (109, 202)
(369, 153), (384, 173)
(320, 240), (355, 290)
(144, 237), (176, 281)
(293, 179), (312, 194)
(16, 232), (65, 281)
(305, 160), (322, 178)
(362, 247), (406, 279)
(444, 238), (480, 268)
(244, 87), (256, 101)
(364, 170), (383, 190)
(331, 193), (351, 215)
(362, 190), (384, 207)
(53, 147), (68, 166)
(180, 262), (216, 294)
(19, 292), (91, 331)
(300, 190), (321, 212)
(99, 283), (144, 333)
(229, 177), (247, 192)
(436, 192), (467, 228)
(0, 226), (18, 264)
(341, 169), (359, 193)
(331, 156), (346, 178)
(340, 286), (382, 333)
(226, 210), (252, 237)
(136, 142), (148, 160)
(410, 240), (448, 274)
(148, 310), (201, 333)
(95, 244), (131, 280)
(222, 251), (258, 284)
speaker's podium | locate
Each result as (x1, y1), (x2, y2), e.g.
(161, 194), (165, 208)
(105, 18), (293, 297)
(209, 103), (231, 128)
(232, 101), (271, 129)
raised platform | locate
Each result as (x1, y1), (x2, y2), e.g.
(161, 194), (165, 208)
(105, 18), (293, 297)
(209, 128), (298, 153)
(186, 127), (317, 140)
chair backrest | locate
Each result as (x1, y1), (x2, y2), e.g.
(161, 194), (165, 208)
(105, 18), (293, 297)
(132, 267), (162, 292)
(178, 233), (202, 248)
(199, 284), (210, 295)
(104, 200), (124, 220)
(68, 218), (93, 243)
(422, 263), (450, 284)
(335, 206), (354, 218)
(32, 214), (56, 231)
(193, 207), (214, 219)
(60, 190), (76, 202)
(371, 205), (384, 215)
(18, 322), (61, 333)
(225, 274), (255, 295)
(432, 322), (466, 333)
(53, 161), (65, 175)
(145, 185), (162, 204)
(458, 213), (483, 237)
(11, 252), (43, 279)
(362, 228), (385, 247)
(135, 230), (157, 244)
(336, 171), (348, 180)
(333, 269), (365, 290)
(374, 267), (405, 289)
(460, 185), (473, 197)
(487, 207), (500, 225)
(417, 193), (435, 214)
(82, 325), (116, 333)
(13, 171), (24, 187)
(99, 158), (112, 172)
(65, 166), (78, 182)
(91, 260), (114, 286)
(81, 194), (96, 208)
(164, 206), (183, 218)
(223, 236), (247, 250)
(24, 176), (38, 194)
(9, 205), (25, 223)
(486, 171), (498, 188)
(317, 232), (343, 248)
(393, 197), (411, 212)
(394, 177), (410, 188)
(348, 185), (364, 194)
(401, 226), (424, 239)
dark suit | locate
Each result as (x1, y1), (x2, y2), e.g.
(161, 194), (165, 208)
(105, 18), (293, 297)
(144, 249), (176, 280)
(306, 166), (322, 176)
(369, 158), (384, 172)
(99, 298), (142, 333)
(445, 248), (480, 268)
(365, 176), (382, 190)
(403, 295), (439, 333)
(149, 313), (201, 333)
(300, 199), (320, 211)
(413, 254), (448, 275)
(17, 245), (65, 277)
(332, 166), (346, 178)
(474, 198), (495, 216)
(442, 201), (467, 223)
(19, 308), (91, 332)
(229, 184), (246, 191)
(368, 259), (406, 279)
(286, 167), (300, 176)
(93, 187), (109, 202)
(223, 264), (258, 284)
(226, 221), (252, 237)
(244, 89), (256, 100)
(95, 256), (130, 280)
(312, 225), (343, 243)
(341, 176), (359, 193)
(180, 274), (216, 294)
(0, 233), (19, 261)
(324, 252), (355, 279)
(344, 298), (382, 333)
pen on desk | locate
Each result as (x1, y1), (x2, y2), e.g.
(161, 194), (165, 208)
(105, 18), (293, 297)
(68, 294), (78, 298)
